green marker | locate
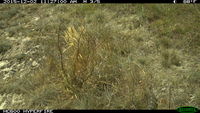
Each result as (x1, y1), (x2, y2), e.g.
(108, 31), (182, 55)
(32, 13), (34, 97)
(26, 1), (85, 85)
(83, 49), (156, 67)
(177, 106), (198, 113)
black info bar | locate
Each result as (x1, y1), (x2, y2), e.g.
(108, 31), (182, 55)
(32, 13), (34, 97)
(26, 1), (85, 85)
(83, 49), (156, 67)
(2, 110), (53, 113)
(0, 0), (199, 3)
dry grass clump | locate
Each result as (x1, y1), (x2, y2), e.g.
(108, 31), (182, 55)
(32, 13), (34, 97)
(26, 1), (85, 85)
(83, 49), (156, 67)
(16, 20), (154, 109)
(60, 24), (152, 109)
